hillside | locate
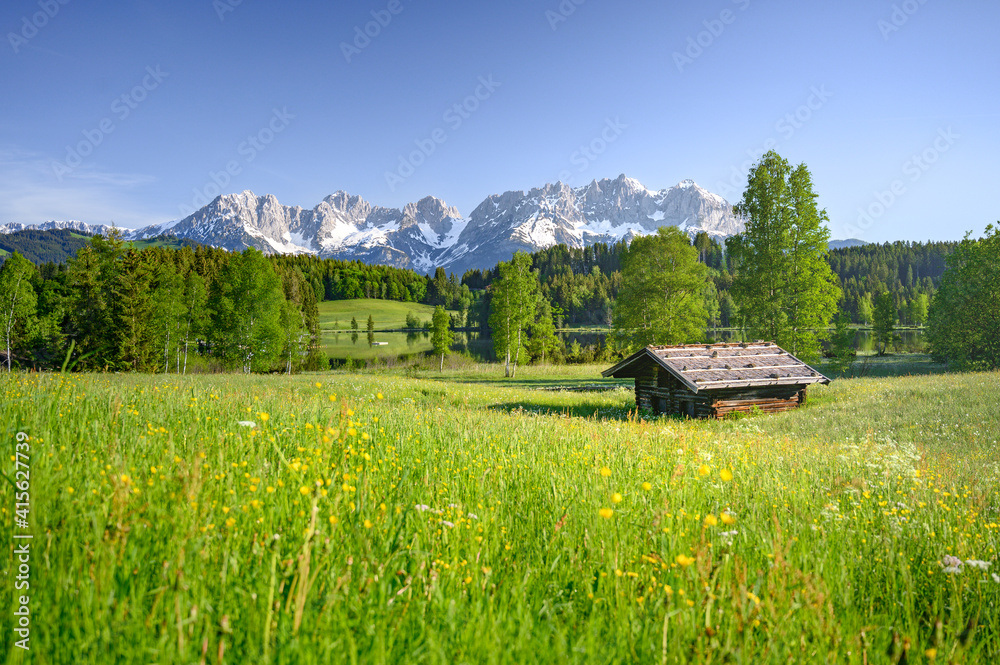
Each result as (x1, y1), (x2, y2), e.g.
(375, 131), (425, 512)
(0, 228), (204, 264)
(0, 228), (92, 263)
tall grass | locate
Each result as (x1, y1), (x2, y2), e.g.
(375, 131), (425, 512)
(1, 370), (997, 663)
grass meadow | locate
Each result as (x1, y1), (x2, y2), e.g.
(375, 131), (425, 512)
(317, 299), (447, 331)
(1, 367), (998, 663)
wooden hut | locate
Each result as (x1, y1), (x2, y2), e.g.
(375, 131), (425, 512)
(602, 342), (830, 419)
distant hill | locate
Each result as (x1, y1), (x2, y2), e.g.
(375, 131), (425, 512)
(0, 228), (92, 264)
(0, 228), (204, 264)
(828, 238), (867, 249)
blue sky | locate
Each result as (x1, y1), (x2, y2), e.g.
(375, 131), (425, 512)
(1, 0), (997, 241)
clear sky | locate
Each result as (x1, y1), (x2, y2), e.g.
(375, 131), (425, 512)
(1, 0), (997, 241)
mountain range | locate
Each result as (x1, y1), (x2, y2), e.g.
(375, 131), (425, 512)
(2, 175), (746, 274)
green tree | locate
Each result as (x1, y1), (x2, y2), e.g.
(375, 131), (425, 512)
(730, 151), (841, 360)
(856, 293), (874, 325)
(66, 230), (125, 368)
(178, 271), (208, 374)
(211, 249), (285, 373)
(114, 250), (157, 371)
(872, 292), (896, 356)
(528, 298), (560, 364)
(431, 305), (453, 371)
(150, 261), (186, 373)
(926, 225), (1000, 369)
(908, 293), (929, 327)
(0, 252), (38, 371)
(611, 226), (709, 351)
(366, 314), (375, 346)
(828, 312), (856, 375)
(488, 251), (538, 377)
(350, 316), (358, 330)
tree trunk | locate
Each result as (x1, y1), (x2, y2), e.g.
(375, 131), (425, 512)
(439, 352), (444, 372)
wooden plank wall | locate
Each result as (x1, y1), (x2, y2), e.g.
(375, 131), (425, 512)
(634, 369), (809, 419)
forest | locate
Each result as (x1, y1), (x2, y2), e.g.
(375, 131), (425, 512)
(0, 225), (974, 372)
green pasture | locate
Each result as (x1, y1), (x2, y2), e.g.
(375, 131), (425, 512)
(1, 368), (997, 663)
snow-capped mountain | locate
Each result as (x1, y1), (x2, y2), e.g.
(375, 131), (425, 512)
(0, 220), (117, 236)
(4, 175), (743, 274)
(442, 175), (741, 274)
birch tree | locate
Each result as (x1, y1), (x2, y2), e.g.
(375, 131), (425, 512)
(0, 253), (38, 371)
(210, 249), (284, 373)
(731, 151), (841, 360)
(488, 251), (537, 377)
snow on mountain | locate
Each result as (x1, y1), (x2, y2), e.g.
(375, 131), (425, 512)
(0, 220), (118, 236)
(6, 175), (744, 274)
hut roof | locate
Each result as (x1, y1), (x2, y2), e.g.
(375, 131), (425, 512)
(601, 342), (831, 393)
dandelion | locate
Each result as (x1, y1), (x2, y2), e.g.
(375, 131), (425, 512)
(611, 493), (623, 504)
(377, 392), (384, 400)
(600, 467), (612, 477)
(925, 648), (937, 659)
(720, 468), (733, 482)
(314, 382), (323, 388)
(363, 519), (373, 529)
(329, 515), (339, 525)
(65, 487), (74, 494)
(299, 486), (311, 496)
(676, 554), (695, 567)
(698, 464), (710, 476)
(598, 508), (614, 519)
(266, 486), (275, 493)
(225, 518), (236, 528)
(703, 514), (718, 527)
(258, 412), (269, 423)
(641, 482), (652, 491)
